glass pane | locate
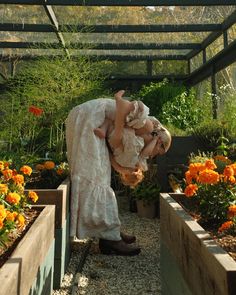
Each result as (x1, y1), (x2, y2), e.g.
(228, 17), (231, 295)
(152, 60), (188, 75)
(110, 61), (147, 76)
(206, 35), (224, 61)
(0, 31), (59, 42)
(54, 6), (236, 25)
(0, 4), (49, 23)
(228, 23), (236, 44)
(190, 52), (203, 73)
(0, 48), (64, 57)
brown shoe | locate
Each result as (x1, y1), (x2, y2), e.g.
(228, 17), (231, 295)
(99, 239), (141, 256)
(120, 232), (136, 244)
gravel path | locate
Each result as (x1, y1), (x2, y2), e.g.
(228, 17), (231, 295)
(53, 195), (161, 295)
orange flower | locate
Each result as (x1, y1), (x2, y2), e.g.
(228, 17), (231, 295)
(185, 170), (193, 184)
(28, 190), (39, 203)
(29, 105), (43, 116)
(218, 221), (233, 232)
(35, 164), (45, 171)
(189, 163), (205, 176)
(44, 161), (55, 170)
(214, 155), (231, 164)
(16, 214), (25, 228)
(223, 166), (234, 177)
(6, 192), (21, 205)
(6, 210), (18, 222)
(0, 218), (4, 230)
(56, 168), (64, 176)
(12, 174), (24, 185)
(2, 169), (13, 181)
(0, 161), (4, 171)
(184, 184), (198, 197)
(227, 205), (236, 219)
(205, 159), (217, 170)
(198, 169), (220, 184)
(0, 183), (8, 194)
(20, 165), (32, 176)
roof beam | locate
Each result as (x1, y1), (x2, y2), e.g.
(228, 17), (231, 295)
(0, 0), (235, 6)
(186, 39), (236, 86)
(0, 41), (201, 50)
(0, 23), (222, 33)
(187, 10), (236, 59)
(43, 5), (70, 56)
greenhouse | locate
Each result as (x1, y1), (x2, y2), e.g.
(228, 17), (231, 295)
(0, 1), (236, 295)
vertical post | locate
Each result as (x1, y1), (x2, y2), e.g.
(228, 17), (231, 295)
(147, 60), (152, 77)
(187, 59), (191, 75)
(223, 31), (228, 48)
(202, 48), (206, 64)
(211, 67), (218, 119)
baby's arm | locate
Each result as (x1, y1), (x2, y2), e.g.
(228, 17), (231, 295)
(140, 137), (158, 158)
(94, 118), (112, 139)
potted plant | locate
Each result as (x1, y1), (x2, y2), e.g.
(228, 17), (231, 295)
(160, 155), (236, 295)
(130, 164), (161, 218)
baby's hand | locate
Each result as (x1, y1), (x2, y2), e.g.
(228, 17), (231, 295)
(114, 90), (125, 100)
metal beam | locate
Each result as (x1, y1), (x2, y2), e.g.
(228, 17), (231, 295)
(43, 5), (70, 56)
(0, 41), (201, 50)
(0, 23), (222, 33)
(1, 0), (236, 6)
(0, 54), (187, 61)
(187, 10), (236, 60)
(185, 39), (236, 86)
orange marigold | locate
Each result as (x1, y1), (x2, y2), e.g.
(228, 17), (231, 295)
(205, 159), (217, 170)
(227, 205), (236, 219)
(16, 214), (25, 227)
(6, 192), (21, 205)
(28, 190), (39, 203)
(184, 184), (198, 197)
(44, 161), (55, 170)
(12, 174), (24, 185)
(0, 218), (4, 230)
(20, 165), (32, 176)
(2, 168), (13, 181)
(189, 163), (205, 176)
(6, 210), (18, 222)
(218, 221), (233, 232)
(29, 105), (43, 116)
(35, 164), (45, 171)
(185, 170), (193, 184)
(223, 166), (234, 177)
(198, 169), (220, 184)
(0, 183), (8, 194)
(0, 205), (7, 220)
(56, 168), (64, 176)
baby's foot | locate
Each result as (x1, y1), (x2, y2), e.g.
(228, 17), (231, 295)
(94, 128), (106, 139)
(114, 90), (125, 101)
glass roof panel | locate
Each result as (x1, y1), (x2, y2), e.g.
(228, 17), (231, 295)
(63, 32), (209, 44)
(53, 6), (236, 25)
(0, 31), (59, 42)
(0, 48), (64, 57)
(0, 4), (49, 23)
(228, 23), (236, 44)
(152, 60), (187, 75)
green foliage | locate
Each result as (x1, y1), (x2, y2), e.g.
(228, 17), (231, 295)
(0, 56), (110, 158)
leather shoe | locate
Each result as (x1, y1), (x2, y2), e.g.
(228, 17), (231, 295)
(99, 239), (141, 256)
(120, 232), (136, 244)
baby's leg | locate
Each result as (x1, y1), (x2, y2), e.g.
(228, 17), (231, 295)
(114, 90), (135, 118)
(94, 118), (112, 139)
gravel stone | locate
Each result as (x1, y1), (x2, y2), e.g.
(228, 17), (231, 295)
(53, 195), (161, 295)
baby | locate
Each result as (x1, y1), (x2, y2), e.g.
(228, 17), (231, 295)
(94, 90), (172, 173)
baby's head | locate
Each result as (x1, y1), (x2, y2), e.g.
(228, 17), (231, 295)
(120, 168), (144, 188)
(148, 116), (172, 157)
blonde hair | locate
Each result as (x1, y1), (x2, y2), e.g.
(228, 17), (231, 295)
(119, 169), (144, 188)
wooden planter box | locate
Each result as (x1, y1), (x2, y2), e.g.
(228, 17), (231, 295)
(160, 193), (236, 295)
(0, 205), (55, 295)
(25, 177), (71, 289)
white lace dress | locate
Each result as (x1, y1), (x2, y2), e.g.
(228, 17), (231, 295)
(65, 98), (149, 240)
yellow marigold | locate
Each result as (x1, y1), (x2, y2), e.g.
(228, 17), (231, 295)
(28, 190), (39, 203)
(35, 164), (45, 171)
(0, 161), (4, 171)
(2, 168), (13, 181)
(6, 192), (21, 205)
(184, 184), (198, 197)
(198, 169), (220, 184)
(205, 159), (217, 170)
(0, 183), (8, 194)
(0, 205), (7, 220)
(6, 210), (18, 222)
(44, 161), (55, 170)
(218, 221), (233, 232)
(20, 165), (32, 176)
(16, 214), (25, 228)
(0, 218), (4, 229)
(223, 166), (234, 177)
(12, 174), (24, 185)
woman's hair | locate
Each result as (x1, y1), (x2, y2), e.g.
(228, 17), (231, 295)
(119, 168), (144, 188)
